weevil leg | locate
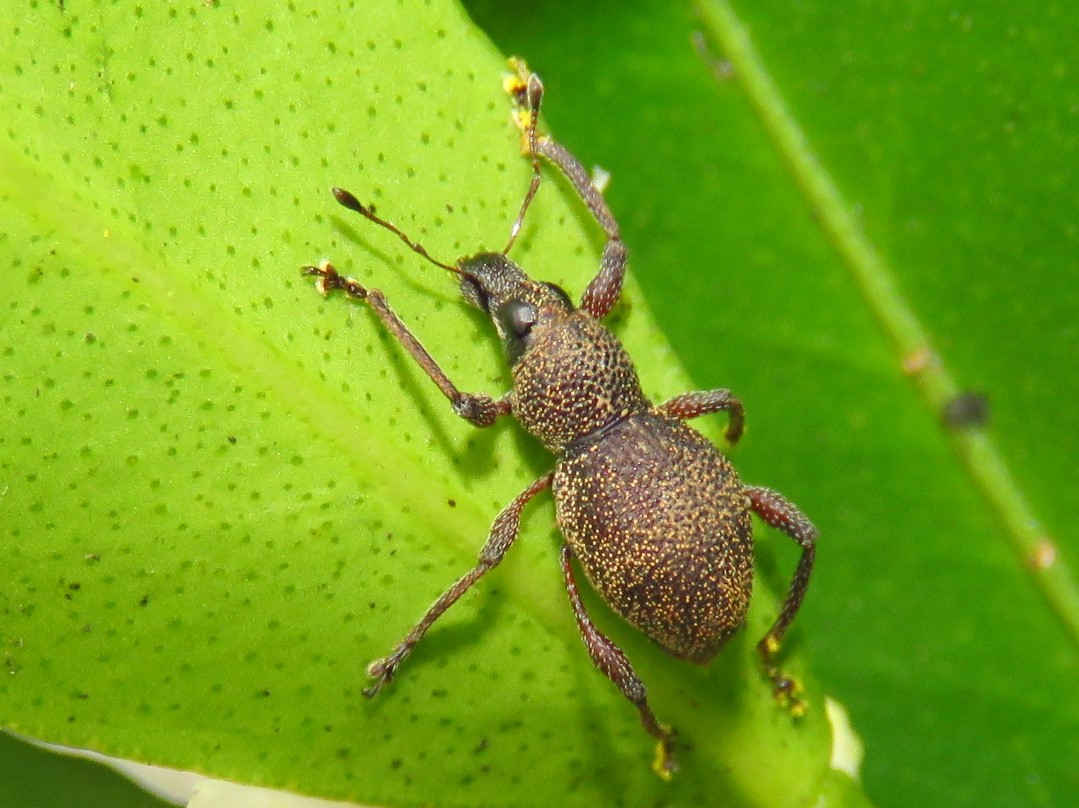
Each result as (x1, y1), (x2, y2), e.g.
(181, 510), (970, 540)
(656, 389), (745, 445)
(559, 544), (678, 779)
(364, 473), (553, 697)
(505, 60), (628, 320)
(303, 260), (511, 427)
(535, 137), (628, 320)
(744, 485), (817, 713)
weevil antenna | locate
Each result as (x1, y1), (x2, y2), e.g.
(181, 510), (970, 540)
(503, 72), (544, 255)
(331, 187), (462, 276)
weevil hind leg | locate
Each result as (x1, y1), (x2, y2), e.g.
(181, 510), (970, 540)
(744, 485), (817, 714)
(559, 544), (678, 779)
(505, 59), (628, 320)
(363, 473), (552, 697)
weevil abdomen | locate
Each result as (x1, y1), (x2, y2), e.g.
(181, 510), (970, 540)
(553, 413), (754, 664)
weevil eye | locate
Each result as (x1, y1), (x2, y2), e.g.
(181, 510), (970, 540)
(541, 282), (574, 310)
(496, 299), (538, 363)
(497, 299), (538, 339)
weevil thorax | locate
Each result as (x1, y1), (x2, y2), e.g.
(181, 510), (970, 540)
(457, 252), (650, 455)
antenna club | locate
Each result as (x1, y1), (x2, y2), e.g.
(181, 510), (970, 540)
(329, 184), (459, 274)
(332, 186), (367, 214)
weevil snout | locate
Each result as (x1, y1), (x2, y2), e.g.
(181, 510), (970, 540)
(454, 252), (524, 311)
(457, 252), (575, 364)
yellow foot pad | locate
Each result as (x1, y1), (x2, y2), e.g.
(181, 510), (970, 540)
(769, 670), (807, 718)
(652, 740), (677, 781)
(502, 56), (544, 148)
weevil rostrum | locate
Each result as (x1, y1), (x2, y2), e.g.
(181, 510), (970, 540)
(303, 58), (817, 777)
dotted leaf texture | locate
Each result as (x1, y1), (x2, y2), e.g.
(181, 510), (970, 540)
(0, 2), (862, 808)
(462, 1), (1079, 807)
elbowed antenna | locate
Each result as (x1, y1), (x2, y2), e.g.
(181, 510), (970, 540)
(331, 186), (460, 275)
(502, 67), (545, 256)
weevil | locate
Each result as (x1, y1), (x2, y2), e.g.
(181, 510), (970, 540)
(304, 58), (817, 776)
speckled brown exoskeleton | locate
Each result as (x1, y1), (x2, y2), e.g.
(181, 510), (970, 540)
(303, 58), (817, 776)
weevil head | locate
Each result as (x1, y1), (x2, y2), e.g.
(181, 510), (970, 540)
(456, 252), (575, 365)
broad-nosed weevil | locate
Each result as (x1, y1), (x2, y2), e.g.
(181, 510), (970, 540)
(303, 58), (817, 777)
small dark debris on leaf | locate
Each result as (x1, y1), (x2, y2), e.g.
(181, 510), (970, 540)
(942, 391), (989, 428)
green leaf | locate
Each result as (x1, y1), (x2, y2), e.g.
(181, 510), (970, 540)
(463, 0), (1079, 806)
(0, 2), (852, 807)
(0, 731), (173, 808)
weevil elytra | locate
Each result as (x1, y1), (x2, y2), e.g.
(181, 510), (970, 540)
(304, 58), (817, 776)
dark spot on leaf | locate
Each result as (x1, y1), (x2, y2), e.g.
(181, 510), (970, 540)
(942, 391), (989, 428)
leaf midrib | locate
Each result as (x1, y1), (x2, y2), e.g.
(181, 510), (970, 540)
(696, 0), (1079, 646)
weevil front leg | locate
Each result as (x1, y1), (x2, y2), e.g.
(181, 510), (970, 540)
(560, 544), (678, 779)
(303, 260), (511, 427)
(505, 59), (629, 320)
(744, 485), (818, 714)
(657, 389), (745, 445)
(364, 473), (553, 697)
